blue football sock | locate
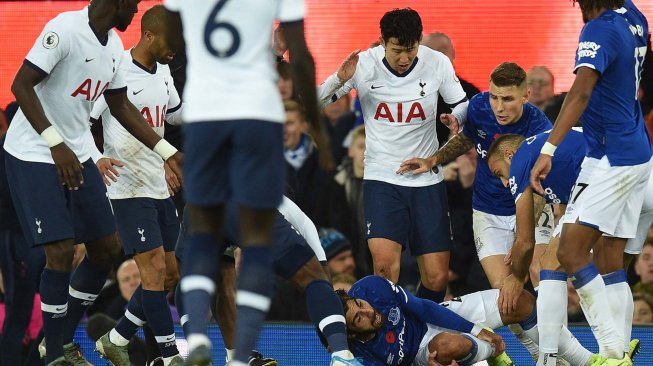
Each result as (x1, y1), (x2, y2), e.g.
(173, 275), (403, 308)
(142, 289), (179, 358)
(305, 279), (348, 353)
(40, 268), (70, 363)
(233, 246), (273, 364)
(115, 285), (146, 340)
(63, 257), (108, 343)
(180, 233), (220, 341)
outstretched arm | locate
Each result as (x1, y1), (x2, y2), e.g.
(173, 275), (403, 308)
(397, 133), (474, 175)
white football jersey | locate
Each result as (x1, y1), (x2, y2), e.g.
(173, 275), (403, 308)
(4, 8), (126, 164)
(163, 0), (304, 123)
(318, 46), (467, 187)
(90, 50), (182, 200)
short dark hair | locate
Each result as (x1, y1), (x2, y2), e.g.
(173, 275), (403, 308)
(380, 8), (423, 47)
(141, 5), (166, 35)
(487, 134), (526, 161)
(572, 0), (625, 13)
(490, 62), (527, 88)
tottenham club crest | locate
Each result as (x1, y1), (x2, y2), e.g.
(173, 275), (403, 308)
(42, 32), (59, 49)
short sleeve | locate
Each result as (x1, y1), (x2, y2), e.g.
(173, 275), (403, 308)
(163, 0), (180, 12)
(90, 95), (109, 120)
(509, 148), (534, 203)
(24, 17), (72, 76)
(107, 49), (127, 92)
(278, 0), (305, 23)
(574, 21), (618, 75)
(437, 54), (467, 105)
(167, 77), (182, 111)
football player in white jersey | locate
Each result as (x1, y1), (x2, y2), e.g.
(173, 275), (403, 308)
(162, 1), (338, 366)
(318, 8), (468, 305)
(83, 6), (184, 366)
(4, 1), (182, 365)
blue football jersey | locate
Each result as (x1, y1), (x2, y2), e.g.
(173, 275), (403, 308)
(348, 276), (427, 366)
(574, 0), (652, 166)
(509, 129), (586, 205)
(463, 92), (552, 215)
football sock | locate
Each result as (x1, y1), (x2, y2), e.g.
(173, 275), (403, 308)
(63, 257), (107, 343)
(41, 268), (70, 363)
(457, 334), (494, 366)
(416, 282), (446, 303)
(536, 270), (567, 366)
(233, 246), (273, 364)
(142, 289), (179, 358)
(180, 233), (220, 351)
(114, 285), (145, 342)
(572, 263), (623, 358)
(305, 279), (348, 353)
(603, 270), (632, 354)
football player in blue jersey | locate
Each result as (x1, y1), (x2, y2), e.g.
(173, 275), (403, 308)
(399, 62), (552, 358)
(530, 0), (651, 363)
(492, 130), (648, 365)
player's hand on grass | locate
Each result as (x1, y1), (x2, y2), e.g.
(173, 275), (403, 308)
(165, 151), (183, 185)
(440, 113), (461, 135)
(530, 154), (552, 195)
(477, 328), (505, 357)
(498, 274), (524, 315)
(164, 161), (181, 195)
(427, 350), (458, 366)
(96, 157), (124, 186)
(51, 143), (84, 190)
(337, 50), (361, 82)
(397, 156), (438, 175)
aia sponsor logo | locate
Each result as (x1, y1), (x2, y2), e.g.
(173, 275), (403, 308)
(374, 102), (426, 123)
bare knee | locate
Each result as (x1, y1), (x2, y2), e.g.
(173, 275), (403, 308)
(136, 250), (167, 290)
(86, 233), (122, 270)
(430, 333), (471, 363)
(420, 269), (448, 291)
(44, 240), (76, 271)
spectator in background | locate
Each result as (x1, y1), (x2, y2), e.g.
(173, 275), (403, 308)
(526, 66), (555, 111)
(632, 292), (653, 324)
(322, 93), (355, 166)
(284, 100), (333, 222)
(317, 126), (371, 277)
(0, 109), (6, 136)
(318, 228), (357, 277)
(422, 32), (481, 148)
(277, 60), (296, 102)
(634, 240), (653, 297)
(331, 273), (357, 293)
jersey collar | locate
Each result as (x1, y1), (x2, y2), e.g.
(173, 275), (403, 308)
(382, 57), (419, 78)
(132, 58), (157, 75)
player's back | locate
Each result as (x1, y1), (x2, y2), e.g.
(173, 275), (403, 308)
(166, 0), (303, 124)
(576, 0), (651, 166)
(509, 128), (586, 205)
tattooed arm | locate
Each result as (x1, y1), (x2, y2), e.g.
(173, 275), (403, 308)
(397, 134), (474, 175)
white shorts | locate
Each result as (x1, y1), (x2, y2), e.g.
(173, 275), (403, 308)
(413, 290), (503, 366)
(626, 168), (653, 254)
(473, 207), (552, 261)
(561, 156), (653, 238)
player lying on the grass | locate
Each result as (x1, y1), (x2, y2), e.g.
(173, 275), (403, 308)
(174, 196), (363, 366)
(327, 275), (609, 366)
(488, 129), (650, 365)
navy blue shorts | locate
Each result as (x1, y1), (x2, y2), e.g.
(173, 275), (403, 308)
(364, 180), (452, 255)
(183, 120), (285, 209)
(111, 198), (180, 255)
(5, 154), (115, 247)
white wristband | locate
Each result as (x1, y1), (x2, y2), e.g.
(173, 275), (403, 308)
(540, 142), (557, 156)
(153, 139), (178, 160)
(40, 126), (64, 147)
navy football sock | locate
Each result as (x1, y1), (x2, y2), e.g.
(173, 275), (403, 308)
(305, 279), (348, 353)
(115, 285), (146, 340)
(40, 268), (70, 363)
(142, 289), (179, 358)
(233, 246), (273, 364)
(180, 233), (220, 340)
(416, 282), (446, 303)
(63, 258), (108, 343)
